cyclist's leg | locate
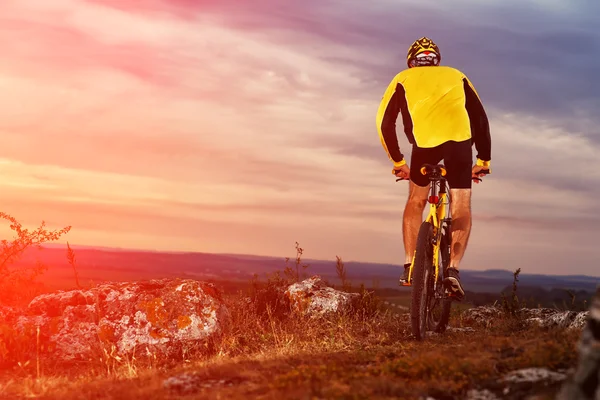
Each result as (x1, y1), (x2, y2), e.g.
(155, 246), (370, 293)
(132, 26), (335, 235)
(448, 189), (471, 269)
(442, 140), (473, 297)
(403, 145), (443, 265)
(442, 139), (473, 270)
(403, 182), (429, 265)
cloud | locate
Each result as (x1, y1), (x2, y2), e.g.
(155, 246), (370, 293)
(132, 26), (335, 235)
(0, 0), (599, 275)
(198, 0), (600, 133)
(74, 0), (600, 126)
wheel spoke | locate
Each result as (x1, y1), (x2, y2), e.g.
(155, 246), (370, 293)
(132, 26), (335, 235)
(410, 222), (435, 340)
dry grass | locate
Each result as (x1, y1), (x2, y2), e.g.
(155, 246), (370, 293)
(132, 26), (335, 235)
(0, 283), (582, 400)
(0, 326), (581, 400)
(0, 240), (585, 399)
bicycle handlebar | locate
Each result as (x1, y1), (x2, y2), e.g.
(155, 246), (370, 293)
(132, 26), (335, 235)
(472, 169), (491, 182)
(395, 166), (491, 182)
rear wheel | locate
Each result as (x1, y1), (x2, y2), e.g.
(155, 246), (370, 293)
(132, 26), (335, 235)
(410, 221), (434, 340)
(427, 224), (452, 333)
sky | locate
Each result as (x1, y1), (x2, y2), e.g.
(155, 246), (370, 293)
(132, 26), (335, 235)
(0, 0), (599, 276)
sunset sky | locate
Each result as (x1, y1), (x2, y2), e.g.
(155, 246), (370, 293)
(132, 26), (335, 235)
(1, 0), (599, 275)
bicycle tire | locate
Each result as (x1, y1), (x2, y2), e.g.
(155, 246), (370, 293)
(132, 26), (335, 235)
(427, 226), (452, 333)
(410, 221), (434, 340)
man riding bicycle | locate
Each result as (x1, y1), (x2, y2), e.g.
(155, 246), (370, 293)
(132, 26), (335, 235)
(376, 37), (492, 299)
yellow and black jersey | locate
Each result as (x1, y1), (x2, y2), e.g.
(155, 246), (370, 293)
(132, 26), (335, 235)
(376, 65), (491, 167)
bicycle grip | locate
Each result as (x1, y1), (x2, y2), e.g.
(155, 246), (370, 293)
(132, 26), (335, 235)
(472, 169), (491, 182)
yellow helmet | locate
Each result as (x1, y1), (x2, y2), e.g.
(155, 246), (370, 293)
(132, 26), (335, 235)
(406, 37), (441, 68)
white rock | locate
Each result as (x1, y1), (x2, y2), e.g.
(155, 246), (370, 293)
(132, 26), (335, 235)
(10, 278), (230, 362)
(285, 276), (359, 316)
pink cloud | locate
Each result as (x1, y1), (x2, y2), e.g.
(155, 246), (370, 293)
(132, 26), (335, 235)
(0, 2), (353, 190)
(84, 0), (218, 17)
(0, 0), (598, 276)
(0, 11), (175, 89)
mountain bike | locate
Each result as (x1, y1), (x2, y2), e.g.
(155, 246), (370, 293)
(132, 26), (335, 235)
(396, 164), (489, 340)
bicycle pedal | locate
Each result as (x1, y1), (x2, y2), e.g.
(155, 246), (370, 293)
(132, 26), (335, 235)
(445, 290), (463, 301)
(399, 277), (412, 286)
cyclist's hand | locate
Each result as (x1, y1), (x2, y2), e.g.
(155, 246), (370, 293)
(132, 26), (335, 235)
(393, 164), (410, 180)
(471, 165), (488, 184)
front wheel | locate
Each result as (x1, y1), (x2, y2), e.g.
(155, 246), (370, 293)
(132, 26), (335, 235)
(410, 221), (434, 340)
(427, 226), (452, 333)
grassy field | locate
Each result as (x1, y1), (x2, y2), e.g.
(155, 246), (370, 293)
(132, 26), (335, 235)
(0, 240), (589, 399)
(0, 291), (581, 400)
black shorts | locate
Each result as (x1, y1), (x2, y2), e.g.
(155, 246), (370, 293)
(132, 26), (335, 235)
(409, 139), (473, 189)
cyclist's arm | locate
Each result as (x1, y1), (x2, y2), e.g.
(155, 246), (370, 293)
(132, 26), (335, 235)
(376, 74), (410, 168)
(463, 77), (491, 168)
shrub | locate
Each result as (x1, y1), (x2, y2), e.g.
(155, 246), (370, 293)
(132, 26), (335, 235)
(0, 212), (71, 306)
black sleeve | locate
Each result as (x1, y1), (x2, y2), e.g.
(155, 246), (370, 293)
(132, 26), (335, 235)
(380, 83), (414, 162)
(380, 84), (404, 162)
(463, 78), (491, 161)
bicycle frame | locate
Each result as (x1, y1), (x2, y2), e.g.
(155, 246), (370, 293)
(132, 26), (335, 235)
(406, 168), (451, 286)
(397, 163), (488, 339)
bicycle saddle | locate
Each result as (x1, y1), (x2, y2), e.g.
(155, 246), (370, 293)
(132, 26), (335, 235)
(420, 164), (447, 178)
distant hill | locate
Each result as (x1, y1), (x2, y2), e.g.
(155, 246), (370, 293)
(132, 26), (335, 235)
(16, 245), (599, 297)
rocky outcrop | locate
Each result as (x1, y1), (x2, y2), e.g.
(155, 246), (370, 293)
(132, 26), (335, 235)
(0, 305), (16, 323)
(462, 368), (568, 400)
(460, 296), (600, 399)
(4, 278), (230, 362)
(285, 276), (359, 316)
(462, 306), (589, 330)
(556, 285), (600, 400)
(460, 306), (504, 326)
(522, 308), (589, 330)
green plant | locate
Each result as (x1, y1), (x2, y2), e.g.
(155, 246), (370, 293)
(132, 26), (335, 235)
(249, 270), (291, 322)
(283, 242), (310, 282)
(335, 256), (350, 291)
(501, 268), (521, 316)
(0, 212), (71, 306)
(66, 242), (81, 289)
(349, 283), (383, 320)
(564, 289), (576, 310)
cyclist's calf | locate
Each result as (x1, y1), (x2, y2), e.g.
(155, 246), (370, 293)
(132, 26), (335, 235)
(448, 189), (472, 270)
(403, 182), (430, 264)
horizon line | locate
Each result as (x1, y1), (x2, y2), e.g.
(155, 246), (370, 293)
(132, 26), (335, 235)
(37, 242), (600, 279)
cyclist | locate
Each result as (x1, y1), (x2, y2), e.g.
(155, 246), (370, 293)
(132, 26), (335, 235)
(375, 37), (492, 300)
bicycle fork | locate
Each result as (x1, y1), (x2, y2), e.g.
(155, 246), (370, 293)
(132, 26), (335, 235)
(433, 219), (450, 277)
(402, 223), (441, 287)
(421, 218), (453, 296)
